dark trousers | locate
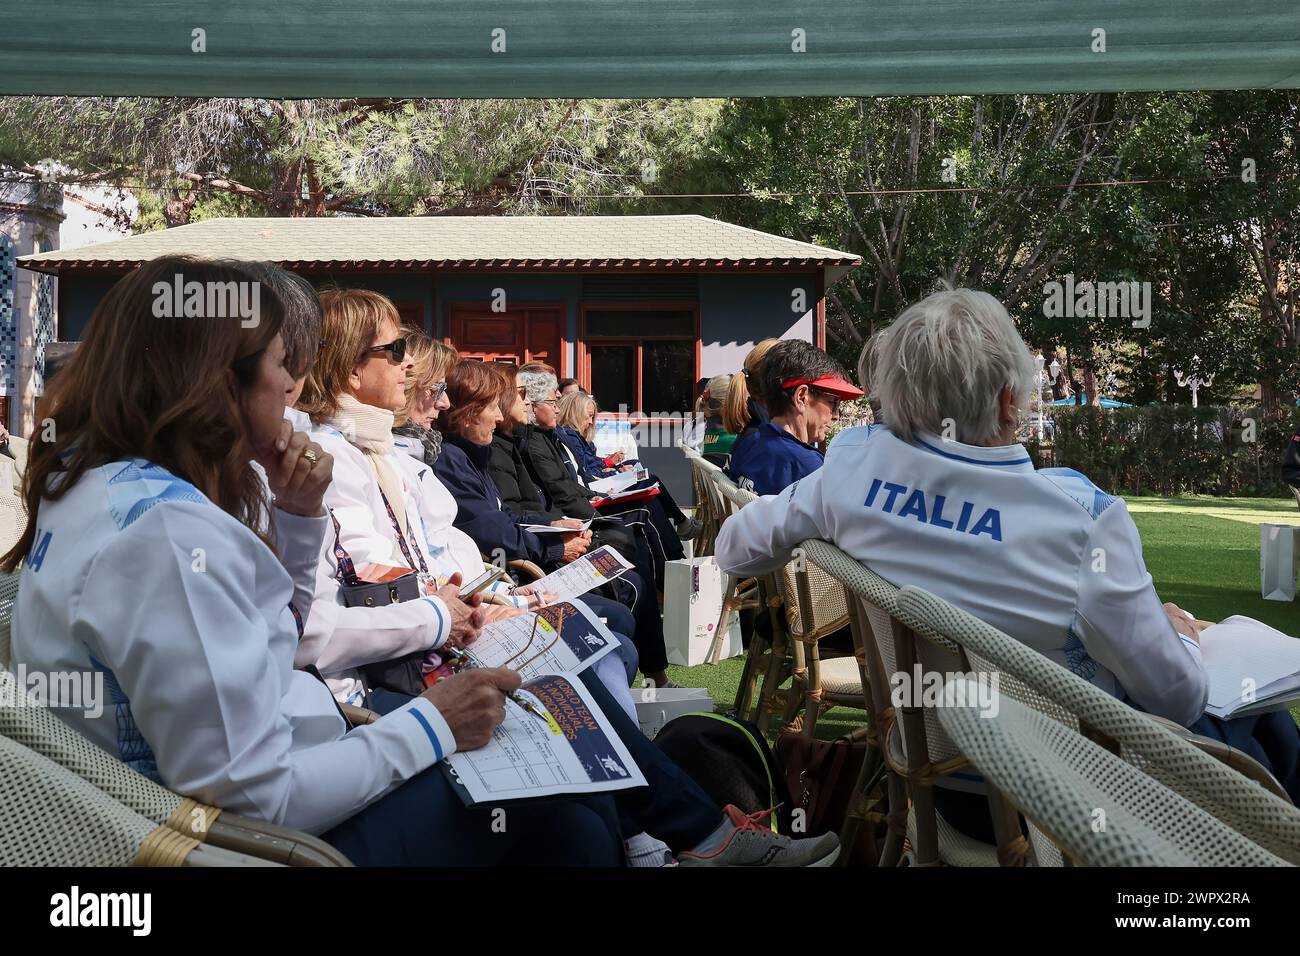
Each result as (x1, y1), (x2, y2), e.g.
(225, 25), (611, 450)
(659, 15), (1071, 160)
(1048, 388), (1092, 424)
(1187, 709), (1300, 803)
(325, 675), (720, 865)
(580, 595), (639, 683)
(610, 568), (669, 675)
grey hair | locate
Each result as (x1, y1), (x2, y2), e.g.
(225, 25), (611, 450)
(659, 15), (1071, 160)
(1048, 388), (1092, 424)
(519, 367), (558, 405)
(866, 288), (1035, 445)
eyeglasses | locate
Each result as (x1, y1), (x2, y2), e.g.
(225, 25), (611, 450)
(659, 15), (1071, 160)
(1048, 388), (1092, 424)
(810, 387), (842, 415)
(423, 381), (448, 401)
(363, 337), (407, 364)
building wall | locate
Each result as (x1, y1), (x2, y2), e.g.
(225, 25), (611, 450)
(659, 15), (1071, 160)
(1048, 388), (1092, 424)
(434, 274), (584, 375)
(699, 272), (818, 377)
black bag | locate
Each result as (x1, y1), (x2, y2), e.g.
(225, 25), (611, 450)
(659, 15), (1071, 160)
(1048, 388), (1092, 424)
(653, 712), (794, 833)
(328, 509), (428, 698)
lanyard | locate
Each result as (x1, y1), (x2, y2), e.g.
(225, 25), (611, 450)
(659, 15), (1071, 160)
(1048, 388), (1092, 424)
(378, 489), (430, 576)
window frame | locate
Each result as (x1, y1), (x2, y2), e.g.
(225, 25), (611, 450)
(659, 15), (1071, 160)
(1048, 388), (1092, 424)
(578, 301), (700, 418)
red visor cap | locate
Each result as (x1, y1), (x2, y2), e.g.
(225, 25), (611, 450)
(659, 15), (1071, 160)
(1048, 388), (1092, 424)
(781, 375), (865, 400)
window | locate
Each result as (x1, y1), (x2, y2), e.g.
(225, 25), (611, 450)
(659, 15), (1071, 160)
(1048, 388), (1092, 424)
(582, 306), (697, 415)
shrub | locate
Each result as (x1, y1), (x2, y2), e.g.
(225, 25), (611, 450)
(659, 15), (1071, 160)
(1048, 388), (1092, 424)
(1050, 405), (1300, 497)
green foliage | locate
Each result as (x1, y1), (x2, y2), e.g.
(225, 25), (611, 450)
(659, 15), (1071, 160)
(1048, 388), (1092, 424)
(1051, 405), (1300, 497)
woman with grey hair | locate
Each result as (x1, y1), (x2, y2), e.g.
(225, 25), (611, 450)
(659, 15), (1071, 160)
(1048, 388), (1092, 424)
(717, 288), (1300, 834)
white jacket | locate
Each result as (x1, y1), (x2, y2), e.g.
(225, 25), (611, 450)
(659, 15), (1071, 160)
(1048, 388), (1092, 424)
(11, 459), (456, 835)
(301, 424), (454, 705)
(715, 425), (1209, 727)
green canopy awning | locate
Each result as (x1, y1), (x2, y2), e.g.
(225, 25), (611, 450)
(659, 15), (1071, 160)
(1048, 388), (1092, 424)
(2, 0), (1297, 98)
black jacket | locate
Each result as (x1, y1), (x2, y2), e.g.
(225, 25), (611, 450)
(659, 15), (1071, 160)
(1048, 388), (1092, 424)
(1284, 429), (1300, 490)
(489, 430), (559, 523)
(519, 424), (600, 519)
(432, 433), (565, 567)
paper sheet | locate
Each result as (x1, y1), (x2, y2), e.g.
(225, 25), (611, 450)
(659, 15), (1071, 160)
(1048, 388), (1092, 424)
(1199, 615), (1300, 718)
(464, 600), (618, 681)
(511, 545), (633, 603)
(443, 673), (646, 804)
(588, 470), (644, 494)
(521, 519), (593, 534)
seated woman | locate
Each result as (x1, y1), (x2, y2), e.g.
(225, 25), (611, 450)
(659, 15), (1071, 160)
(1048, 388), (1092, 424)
(554, 388), (701, 540)
(292, 290), (479, 707)
(392, 331), (454, 469)
(722, 337), (779, 460)
(9, 257), (837, 868)
(725, 339), (862, 496)
(716, 286), (1300, 833)
(435, 360), (676, 688)
(696, 374), (738, 465)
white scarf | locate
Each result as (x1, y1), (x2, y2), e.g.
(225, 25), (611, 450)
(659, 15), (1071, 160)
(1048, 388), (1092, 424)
(328, 394), (410, 551)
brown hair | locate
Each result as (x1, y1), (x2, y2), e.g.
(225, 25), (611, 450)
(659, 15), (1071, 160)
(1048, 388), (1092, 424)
(489, 363), (520, 425)
(438, 360), (505, 439)
(557, 390), (597, 441)
(2, 256), (284, 570)
(297, 288), (400, 421)
(393, 332), (460, 427)
(722, 337), (780, 434)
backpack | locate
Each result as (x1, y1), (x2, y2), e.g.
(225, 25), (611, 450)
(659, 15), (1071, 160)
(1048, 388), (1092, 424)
(653, 712), (793, 833)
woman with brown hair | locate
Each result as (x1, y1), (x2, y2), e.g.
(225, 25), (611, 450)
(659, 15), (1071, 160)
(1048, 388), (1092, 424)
(721, 337), (780, 437)
(2, 257), (638, 865)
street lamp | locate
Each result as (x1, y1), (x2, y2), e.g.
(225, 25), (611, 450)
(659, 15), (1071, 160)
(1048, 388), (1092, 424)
(1173, 355), (1214, 408)
(1034, 354), (1062, 439)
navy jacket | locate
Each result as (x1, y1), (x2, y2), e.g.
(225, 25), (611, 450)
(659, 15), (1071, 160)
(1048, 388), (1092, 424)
(727, 422), (824, 497)
(433, 433), (564, 566)
(556, 426), (612, 481)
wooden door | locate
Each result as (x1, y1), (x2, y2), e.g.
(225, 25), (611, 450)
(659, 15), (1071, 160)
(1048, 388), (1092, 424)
(448, 304), (564, 373)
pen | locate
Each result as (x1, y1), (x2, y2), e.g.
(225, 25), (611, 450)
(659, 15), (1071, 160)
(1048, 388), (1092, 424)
(443, 645), (552, 725)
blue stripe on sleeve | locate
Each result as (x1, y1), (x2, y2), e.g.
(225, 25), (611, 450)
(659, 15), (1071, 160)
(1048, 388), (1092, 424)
(422, 596), (448, 647)
(408, 707), (444, 761)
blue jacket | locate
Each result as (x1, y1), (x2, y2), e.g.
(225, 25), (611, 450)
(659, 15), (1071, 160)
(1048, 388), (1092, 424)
(432, 434), (564, 566)
(555, 425), (612, 482)
(727, 422), (824, 497)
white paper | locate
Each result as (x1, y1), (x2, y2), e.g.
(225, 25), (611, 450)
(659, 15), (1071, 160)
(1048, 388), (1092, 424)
(588, 471), (639, 495)
(463, 600), (618, 680)
(511, 545), (633, 603)
(521, 519), (593, 534)
(1199, 615), (1300, 718)
(444, 673), (646, 803)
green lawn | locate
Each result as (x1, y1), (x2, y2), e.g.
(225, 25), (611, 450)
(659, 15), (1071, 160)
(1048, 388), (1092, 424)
(653, 495), (1300, 737)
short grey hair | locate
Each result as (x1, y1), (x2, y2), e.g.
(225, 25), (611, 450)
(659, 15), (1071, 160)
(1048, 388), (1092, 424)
(864, 288), (1035, 445)
(518, 367), (558, 405)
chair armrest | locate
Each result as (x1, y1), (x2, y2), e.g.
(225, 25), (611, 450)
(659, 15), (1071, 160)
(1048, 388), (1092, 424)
(340, 703), (380, 727)
(508, 558), (546, 582)
(1146, 714), (1290, 801)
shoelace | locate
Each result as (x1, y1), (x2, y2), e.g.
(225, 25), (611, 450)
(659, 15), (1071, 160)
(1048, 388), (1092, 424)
(732, 805), (785, 838)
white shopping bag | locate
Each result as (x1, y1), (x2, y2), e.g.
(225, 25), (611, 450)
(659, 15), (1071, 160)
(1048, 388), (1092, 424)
(1260, 523), (1298, 601)
(634, 686), (713, 739)
(663, 556), (744, 666)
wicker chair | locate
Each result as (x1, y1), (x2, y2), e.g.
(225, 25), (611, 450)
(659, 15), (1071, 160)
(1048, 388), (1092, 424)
(0, 734), (281, 866)
(696, 463), (761, 669)
(0, 570), (352, 867)
(681, 443), (722, 557)
(795, 540), (1017, 866)
(895, 584), (1300, 865)
(936, 679), (1290, 866)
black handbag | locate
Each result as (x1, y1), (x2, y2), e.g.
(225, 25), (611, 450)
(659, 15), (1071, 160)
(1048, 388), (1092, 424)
(328, 507), (428, 697)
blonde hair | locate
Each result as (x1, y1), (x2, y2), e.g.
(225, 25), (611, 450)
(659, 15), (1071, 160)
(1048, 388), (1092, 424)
(299, 288), (401, 421)
(395, 333), (458, 426)
(722, 337), (779, 434)
(558, 390), (598, 440)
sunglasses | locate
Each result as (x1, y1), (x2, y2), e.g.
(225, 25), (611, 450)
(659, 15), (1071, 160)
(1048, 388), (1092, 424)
(363, 337), (407, 364)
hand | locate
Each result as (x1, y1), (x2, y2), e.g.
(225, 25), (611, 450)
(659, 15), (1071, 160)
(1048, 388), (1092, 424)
(419, 668), (521, 751)
(609, 451), (625, 465)
(433, 574), (486, 648)
(1163, 602), (1200, 644)
(550, 517), (585, 530)
(561, 532), (591, 562)
(508, 583), (561, 608)
(257, 421), (333, 517)
(619, 463), (635, 472)
(480, 603), (529, 625)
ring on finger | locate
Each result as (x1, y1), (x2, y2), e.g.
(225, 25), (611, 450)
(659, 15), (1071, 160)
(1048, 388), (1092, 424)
(301, 447), (319, 464)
